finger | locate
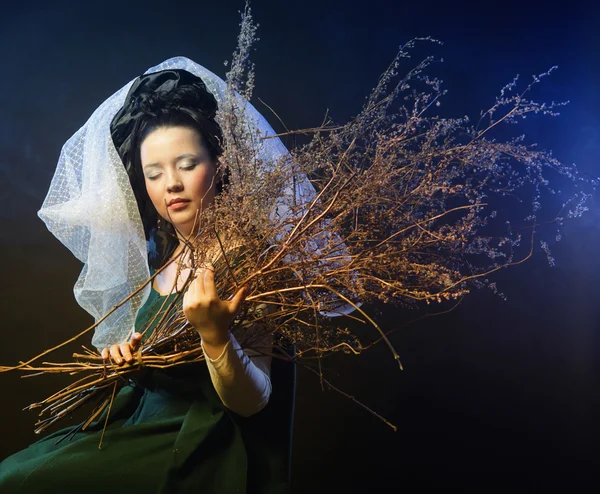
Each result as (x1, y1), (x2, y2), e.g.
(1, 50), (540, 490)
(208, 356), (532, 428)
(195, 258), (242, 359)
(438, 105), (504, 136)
(190, 271), (202, 296)
(120, 343), (133, 364)
(101, 348), (109, 362)
(203, 268), (218, 299)
(110, 345), (123, 365)
(198, 266), (213, 295)
(184, 273), (196, 299)
(130, 332), (142, 351)
(228, 286), (248, 315)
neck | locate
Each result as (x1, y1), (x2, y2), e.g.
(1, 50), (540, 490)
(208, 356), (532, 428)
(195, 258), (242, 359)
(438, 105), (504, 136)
(170, 231), (221, 267)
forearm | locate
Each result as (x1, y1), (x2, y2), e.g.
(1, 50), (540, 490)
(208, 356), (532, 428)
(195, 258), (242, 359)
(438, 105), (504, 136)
(201, 332), (272, 417)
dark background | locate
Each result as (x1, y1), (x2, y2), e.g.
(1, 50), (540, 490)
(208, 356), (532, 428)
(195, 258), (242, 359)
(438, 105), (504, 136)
(1, 0), (599, 491)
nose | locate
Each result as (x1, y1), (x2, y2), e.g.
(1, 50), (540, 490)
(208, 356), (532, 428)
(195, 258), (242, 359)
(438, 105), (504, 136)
(166, 171), (183, 193)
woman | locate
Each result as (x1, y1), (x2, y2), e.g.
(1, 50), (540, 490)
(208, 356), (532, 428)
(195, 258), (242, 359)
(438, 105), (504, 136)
(0, 58), (296, 494)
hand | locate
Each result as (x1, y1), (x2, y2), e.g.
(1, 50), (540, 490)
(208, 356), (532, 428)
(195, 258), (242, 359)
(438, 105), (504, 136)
(101, 332), (143, 366)
(183, 266), (248, 345)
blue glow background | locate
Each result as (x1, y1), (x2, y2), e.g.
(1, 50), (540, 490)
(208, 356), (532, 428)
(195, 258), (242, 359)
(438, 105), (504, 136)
(0, 0), (598, 490)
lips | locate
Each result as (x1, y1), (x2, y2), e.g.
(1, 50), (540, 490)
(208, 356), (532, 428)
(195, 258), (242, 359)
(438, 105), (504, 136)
(167, 198), (190, 206)
(167, 199), (191, 210)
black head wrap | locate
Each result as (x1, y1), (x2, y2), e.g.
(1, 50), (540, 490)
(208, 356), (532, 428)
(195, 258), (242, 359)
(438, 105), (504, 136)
(110, 69), (221, 172)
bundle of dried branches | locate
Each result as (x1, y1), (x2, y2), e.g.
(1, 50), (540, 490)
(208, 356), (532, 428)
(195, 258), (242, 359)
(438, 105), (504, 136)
(2, 3), (596, 438)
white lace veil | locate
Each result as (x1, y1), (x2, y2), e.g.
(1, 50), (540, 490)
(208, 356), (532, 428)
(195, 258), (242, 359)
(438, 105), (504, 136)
(37, 57), (355, 351)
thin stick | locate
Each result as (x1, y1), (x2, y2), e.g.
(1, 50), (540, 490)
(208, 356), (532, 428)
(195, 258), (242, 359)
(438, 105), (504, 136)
(98, 381), (118, 450)
(303, 361), (397, 431)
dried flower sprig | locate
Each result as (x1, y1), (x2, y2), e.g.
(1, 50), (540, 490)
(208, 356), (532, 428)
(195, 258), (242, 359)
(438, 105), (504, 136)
(2, 2), (597, 439)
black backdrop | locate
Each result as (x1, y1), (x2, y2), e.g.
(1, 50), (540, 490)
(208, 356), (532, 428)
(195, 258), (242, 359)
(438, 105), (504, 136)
(0, 0), (598, 491)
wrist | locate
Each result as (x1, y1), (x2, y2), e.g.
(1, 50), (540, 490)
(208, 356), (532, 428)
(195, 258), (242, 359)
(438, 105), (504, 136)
(197, 328), (231, 348)
(201, 332), (232, 360)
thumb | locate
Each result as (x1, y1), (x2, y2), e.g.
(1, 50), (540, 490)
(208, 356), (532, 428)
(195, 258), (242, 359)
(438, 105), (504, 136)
(130, 332), (143, 350)
(229, 286), (248, 315)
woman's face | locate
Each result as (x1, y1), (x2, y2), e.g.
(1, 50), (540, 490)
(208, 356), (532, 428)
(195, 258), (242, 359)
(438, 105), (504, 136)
(140, 126), (218, 238)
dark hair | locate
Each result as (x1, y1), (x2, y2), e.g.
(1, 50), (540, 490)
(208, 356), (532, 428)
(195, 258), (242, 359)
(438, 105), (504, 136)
(120, 84), (227, 269)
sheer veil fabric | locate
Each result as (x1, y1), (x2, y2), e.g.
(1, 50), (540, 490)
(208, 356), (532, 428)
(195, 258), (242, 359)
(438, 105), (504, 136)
(38, 57), (352, 351)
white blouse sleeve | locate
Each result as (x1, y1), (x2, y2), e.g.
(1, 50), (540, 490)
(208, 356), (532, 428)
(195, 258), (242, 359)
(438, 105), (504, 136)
(201, 331), (273, 418)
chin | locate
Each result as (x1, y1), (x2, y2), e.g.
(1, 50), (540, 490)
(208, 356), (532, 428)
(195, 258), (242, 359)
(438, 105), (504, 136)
(173, 221), (196, 236)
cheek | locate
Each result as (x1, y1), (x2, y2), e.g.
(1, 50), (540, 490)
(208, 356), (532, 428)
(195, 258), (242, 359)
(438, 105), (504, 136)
(144, 180), (163, 211)
(189, 169), (216, 195)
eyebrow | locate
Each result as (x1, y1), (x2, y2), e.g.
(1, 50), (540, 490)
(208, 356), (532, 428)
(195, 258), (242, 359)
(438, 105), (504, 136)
(143, 153), (200, 169)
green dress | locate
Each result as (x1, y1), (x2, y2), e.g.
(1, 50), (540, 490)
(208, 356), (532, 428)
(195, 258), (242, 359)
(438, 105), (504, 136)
(0, 284), (295, 493)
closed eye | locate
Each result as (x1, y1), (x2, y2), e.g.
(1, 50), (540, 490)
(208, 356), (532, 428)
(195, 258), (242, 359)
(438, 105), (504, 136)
(145, 161), (199, 180)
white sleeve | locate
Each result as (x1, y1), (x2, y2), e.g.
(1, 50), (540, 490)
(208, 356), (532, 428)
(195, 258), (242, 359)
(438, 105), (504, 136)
(201, 331), (272, 418)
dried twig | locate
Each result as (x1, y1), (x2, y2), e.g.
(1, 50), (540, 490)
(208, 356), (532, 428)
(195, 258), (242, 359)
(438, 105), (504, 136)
(2, 4), (596, 436)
